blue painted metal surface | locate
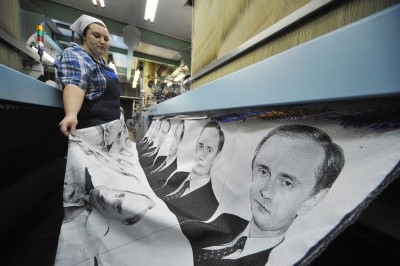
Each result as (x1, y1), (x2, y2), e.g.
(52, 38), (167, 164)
(149, 4), (400, 116)
(0, 64), (63, 108)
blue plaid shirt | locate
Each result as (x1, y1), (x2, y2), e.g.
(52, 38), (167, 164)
(54, 42), (109, 100)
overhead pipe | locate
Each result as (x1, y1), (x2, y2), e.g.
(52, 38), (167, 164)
(123, 0), (142, 81)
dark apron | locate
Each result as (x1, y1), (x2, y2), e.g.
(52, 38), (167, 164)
(77, 65), (121, 129)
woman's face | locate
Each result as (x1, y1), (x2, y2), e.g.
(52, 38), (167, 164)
(83, 23), (110, 60)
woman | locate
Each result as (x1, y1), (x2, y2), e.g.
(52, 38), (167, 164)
(54, 14), (122, 136)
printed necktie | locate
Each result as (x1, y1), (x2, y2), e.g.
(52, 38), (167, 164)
(163, 180), (190, 200)
(196, 236), (248, 262)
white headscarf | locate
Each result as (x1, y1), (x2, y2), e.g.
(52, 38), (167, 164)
(70, 14), (106, 37)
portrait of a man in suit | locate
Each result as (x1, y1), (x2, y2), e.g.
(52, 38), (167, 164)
(62, 167), (154, 225)
(140, 119), (171, 169)
(138, 118), (162, 151)
(181, 124), (345, 265)
(154, 121), (225, 222)
(58, 166), (157, 265)
(147, 120), (185, 189)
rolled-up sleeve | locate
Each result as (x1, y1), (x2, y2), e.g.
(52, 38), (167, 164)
(55, 49), (91, 91)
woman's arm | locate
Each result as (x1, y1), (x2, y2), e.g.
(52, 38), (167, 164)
(59, 84), (85, 136)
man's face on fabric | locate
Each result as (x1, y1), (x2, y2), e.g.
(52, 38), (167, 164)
(63, 181), (85, 204)
(250, 134), (325, 237)
(89, 185), (154, 225)
(192, 127), (220, 176)
(169, 122), (184, 156)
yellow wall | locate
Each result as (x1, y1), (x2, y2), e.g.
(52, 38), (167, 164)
(0, 0), (22, 70)
(191, 0), (400, 89)
(142, 61), (158, 106)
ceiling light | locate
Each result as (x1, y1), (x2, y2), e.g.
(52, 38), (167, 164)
(108, 61), (117, 74)
(133, 69), (141, 82)
(31, 46), (55, 63)
(174, 73), (186, 82)
(171, 67), (181, 77)
(144, 0), (159, 22)
(132, 80), (138, 88)
(92, 0), (105, 8)
(132, 69), (140, 88)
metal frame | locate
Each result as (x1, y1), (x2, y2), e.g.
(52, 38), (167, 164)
(0, 64), (62, 108)
(149, 4), (400, 116)
(186, 0), (336, 84)
(0, 28), (39, 61)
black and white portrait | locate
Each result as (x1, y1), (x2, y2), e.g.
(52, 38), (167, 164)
(56, 115), (400, 265)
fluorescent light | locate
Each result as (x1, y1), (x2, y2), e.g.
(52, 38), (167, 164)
(43, 52), (55, 63)
(132, 80), (138, 88)
(133, 69), (140, 82)
(132, 69), (140, 88)
(92, 0), (105, 8)
(144, 0), (159, 22)
(171, 67), (181, 77)
(108, 61), (117, 74)
(31, 46), (55, 63)
(174, 73), (186, 82)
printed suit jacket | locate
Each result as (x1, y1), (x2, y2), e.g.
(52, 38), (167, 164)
(138, 140), (153, 153)
(147, 158), (178, 190)
(137, 137), (148, 149)
(153, 171), (190, 198)
(145, 155), (167, 172)
(193, 248), (274, 266)
(165, 180), (219, 223)
(139, 149), (159, 169)
(180, 213), (276, 266)
(142, 145), (157, 156)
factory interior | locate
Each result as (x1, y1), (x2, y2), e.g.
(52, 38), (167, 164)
(1, 0), (400, 265)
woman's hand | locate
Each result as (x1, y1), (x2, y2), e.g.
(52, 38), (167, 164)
(60, 84), (85, 137)
(59, 113), (78, 136)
